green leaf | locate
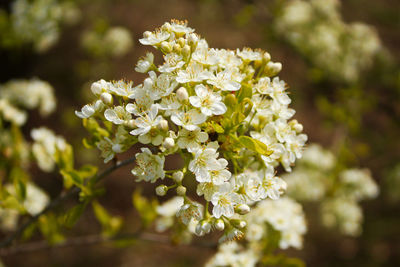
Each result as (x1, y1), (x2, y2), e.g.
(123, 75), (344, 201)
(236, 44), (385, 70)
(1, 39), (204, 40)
(92, 201), (122, 236)
(38, 214), (65, 244)
(132, 188), (158, 228)
(63, 202), (88, 228)
(238, 136), (272, 155)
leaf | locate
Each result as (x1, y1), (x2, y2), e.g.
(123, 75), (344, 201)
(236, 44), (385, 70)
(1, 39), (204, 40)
(132, 188), (158, 228)
(38, 214), (65, 244)
(92, 201), (122, 236)
(238, 136), (272, 155)
(63, 202), (88, 228)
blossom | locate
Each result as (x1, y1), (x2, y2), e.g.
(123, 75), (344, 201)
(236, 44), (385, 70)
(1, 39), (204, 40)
(189, 145), (221, 182)
(207, 69), (241, 91)
(139, 30), (170, 46)
(135, 52), (154, 73)
(176, 62), (212, 83)
(177, 128), (208, 149)
(189, 85), (227, 116)
(131, 148), (165, 183)
(170, 109), (206, 131)
(130, 104), (162, 137)
(211, 182), (238, 218)
(104, 106), (132, 125)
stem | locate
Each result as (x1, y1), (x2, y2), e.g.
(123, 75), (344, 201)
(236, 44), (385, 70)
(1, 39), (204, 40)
(0, 157), (136, 248)
(0, 231), (216, 256)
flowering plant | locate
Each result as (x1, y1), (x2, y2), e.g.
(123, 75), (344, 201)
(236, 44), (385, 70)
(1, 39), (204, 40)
(75, 19), (307, 243)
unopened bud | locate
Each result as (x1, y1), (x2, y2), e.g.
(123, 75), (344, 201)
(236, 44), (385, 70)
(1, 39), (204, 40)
(289, 119), (303, 133)
(155, 185), (168, 196)
(161, 41), (172, 53)
(163, 137), (175, 149)
(231, 219), (247, 229)
(176, 185), (186, 196)
(158, 119), (169, 131)
(215, 219), (225, 231)
(161, 22), (172, 32)
(177, 37), (186, 47)
(224, 93), (237, 107)
(176, 87), (189, 101)
(143, 31), (152, 38)
(100, 92), (113, 105)
(173, 43), (181, 53)
(187, 33), (199, 47)
(195, 223), (205, 236)
(173, 171), (184, 183)
(263, 52), (271, 62)
(91, 81), (102, 95)
(182, 45), (191, 59)
(265, 61), (282, 76)
(235, 204), (250, 215)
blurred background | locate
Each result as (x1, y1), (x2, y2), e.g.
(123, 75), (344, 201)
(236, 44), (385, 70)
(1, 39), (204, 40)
(0, 0), (399, 266)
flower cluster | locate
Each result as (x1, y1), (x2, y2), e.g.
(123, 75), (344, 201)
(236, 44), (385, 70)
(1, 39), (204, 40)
(206, 197), (306, 267)
(82, 26), (133, 57)
(1, 0), (81, 52)
(283, 144), (379, 236)
(31, 127), (67, 172)
(0, 79), (56, 124)
(76, 20), (306, 242)
(275, 0), (381, 82)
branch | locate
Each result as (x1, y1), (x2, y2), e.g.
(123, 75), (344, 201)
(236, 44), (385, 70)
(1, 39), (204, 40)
(0, 157), (136, 248)
(0, 231), (217, 256)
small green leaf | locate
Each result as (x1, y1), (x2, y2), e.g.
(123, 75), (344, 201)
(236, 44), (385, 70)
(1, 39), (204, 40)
(132, 189), (158, 228)
(63, 202), (88, 228)
(238, 136), (272, 155)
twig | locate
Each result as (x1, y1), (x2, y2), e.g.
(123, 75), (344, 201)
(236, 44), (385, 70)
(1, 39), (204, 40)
(0, 231), (217, 256)
(0, 157), (136, 248)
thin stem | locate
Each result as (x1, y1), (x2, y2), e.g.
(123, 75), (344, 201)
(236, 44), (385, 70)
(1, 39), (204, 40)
(0, 157), (136, 248)
(0, 231), (216, 256)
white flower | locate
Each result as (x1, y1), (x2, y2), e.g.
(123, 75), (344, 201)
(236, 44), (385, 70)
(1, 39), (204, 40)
(104, 106), (132, 125)
(170, 109), (206, 131)
(132, 148), (165, 183)
(139, 30), (170, 46)
(177, 201), (204, 225)
(146, 71), (177, 100)
(176, 62), (212, 83)
(207, 69), (241, 91)
(158, 53), (185, 73)
(189, 145), (221, 182)
(75, 103), (95, 119)
(237, 47), (262, 62)
(211, 182), (238, 218)
(189, 84), (227, 116)
(130, 104), (162, 136)
(177, 128), (208, 149)
(0, 99), (27, 125)
(135, 52), (154, 73)
(109, 80), (135, 98)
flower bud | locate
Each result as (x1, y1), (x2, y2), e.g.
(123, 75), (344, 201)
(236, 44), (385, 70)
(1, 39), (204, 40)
(161, 41), (172, 53)
(182, 45), (191, 59)
(215, 219), (225, 231)
(263, 52), (271, 62)
(143, 31), (152, 38)
(91, 81), (103, 95)
(235, 204), (250, 215)
(157, 119), (169, 131)
(176, 185), (186, 196)
(177, 37), (186, 47)
(195, 223), (205, 236)
(201, 220), (211, 233)
(231, 219), (247, 229)
(173, 43), (181, 53)
(173, 171), (184, 183)
(187, 33), (199, 48)
(163, 137), (175, 149)
(224, 93), (237, 107)
(155, 185), (168, 196)
(265, 61), (282, 76)
(100, 92), (113, 105)
(289, 119), (303, 133)
(176, 87), (188, 101)
(161, 22), (172, 32)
